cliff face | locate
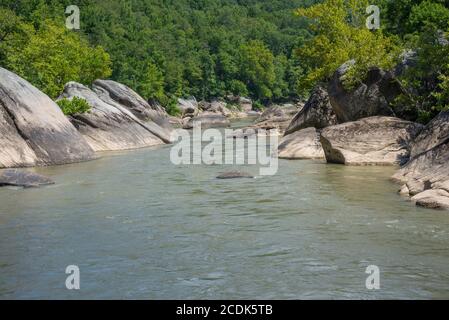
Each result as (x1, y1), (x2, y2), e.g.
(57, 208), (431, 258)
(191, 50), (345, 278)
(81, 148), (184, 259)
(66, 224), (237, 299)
(0, 67), (96, 168)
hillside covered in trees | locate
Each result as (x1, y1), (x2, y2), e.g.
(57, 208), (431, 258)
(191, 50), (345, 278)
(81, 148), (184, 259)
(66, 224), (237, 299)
(0, 0), (448, 121)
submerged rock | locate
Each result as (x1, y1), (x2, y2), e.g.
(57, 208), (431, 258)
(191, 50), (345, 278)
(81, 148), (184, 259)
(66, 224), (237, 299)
(0, 67), (95, 168)
(285, 86), (337, 135)
(320, 117), (423, 166)
(60, 82), (167, 151)
(392, 111), (449, 210)
(278, 128), (325, 160)
(0, 169), (54, 188)
(216, 171), (254, 179)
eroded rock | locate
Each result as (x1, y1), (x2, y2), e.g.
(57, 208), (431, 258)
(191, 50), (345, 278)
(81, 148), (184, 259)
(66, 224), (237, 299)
(328, 61), (403, 123)
(0, 67), (95, 168)
(392, 111), (449, 210)
(278, 128), (325, 160)
(60, 82), (167, 151)
(320, 117), (423, 166)
(285, 87), (337, 135)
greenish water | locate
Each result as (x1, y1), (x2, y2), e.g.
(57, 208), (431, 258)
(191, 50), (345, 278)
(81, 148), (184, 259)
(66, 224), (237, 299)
(1, 123), (449, 299)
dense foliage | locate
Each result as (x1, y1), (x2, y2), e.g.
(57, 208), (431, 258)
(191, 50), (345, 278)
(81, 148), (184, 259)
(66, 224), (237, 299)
(0, 6), (111, 98)
(0, 0), (448, 121)
(0, 0), (319, 104)
(296, 0), (449, 121)
(380, 0), (449, 122)
(57, 96), (92, 115)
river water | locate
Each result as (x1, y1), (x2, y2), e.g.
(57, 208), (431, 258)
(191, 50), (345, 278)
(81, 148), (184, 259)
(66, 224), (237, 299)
(1, 121), (449, 299)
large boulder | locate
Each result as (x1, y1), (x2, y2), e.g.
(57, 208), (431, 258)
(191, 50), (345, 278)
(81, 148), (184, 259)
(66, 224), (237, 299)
(0, 169), (54, 188)
(278, 128), (325, 160)
(93, 80), (166, 118)
(320, 117), (423, 166)
(92, 80), (172, 143)
(284, 87), (337, 136)
(59, 82), (168, 151)
(183, 112), (230, 129)
(328, 61), (404, 123)
(392, 111), (449, 209)
(0, 67), (95, 168)
(178, 97), (199, 118)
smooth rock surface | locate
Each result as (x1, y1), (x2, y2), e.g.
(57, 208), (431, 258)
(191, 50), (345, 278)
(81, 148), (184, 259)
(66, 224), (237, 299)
(183, 112), (230, 129)
(278, 128), (325, 160)
(60, 82), (166, 151)
(320, 117), (423, 166)
(92, 80), (172, 143)
(0, 169), (54, 187)
(0, 67), (95, 168)
(285, 87), (337, 135)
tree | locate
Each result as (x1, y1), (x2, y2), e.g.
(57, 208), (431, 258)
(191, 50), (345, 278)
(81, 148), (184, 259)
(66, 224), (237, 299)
(138, 61), (165, 102)
(238, 40), (276, 101)
(295, 0), (401, 91)
(3, 16), (111, 98)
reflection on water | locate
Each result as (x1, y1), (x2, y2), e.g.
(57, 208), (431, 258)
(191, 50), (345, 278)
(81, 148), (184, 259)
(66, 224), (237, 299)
(1, 124), (449, 299)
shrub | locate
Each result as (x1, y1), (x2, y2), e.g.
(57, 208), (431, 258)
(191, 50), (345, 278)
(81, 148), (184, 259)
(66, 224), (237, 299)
(164, 96), (182, 117)
(57, 97), (91, 116)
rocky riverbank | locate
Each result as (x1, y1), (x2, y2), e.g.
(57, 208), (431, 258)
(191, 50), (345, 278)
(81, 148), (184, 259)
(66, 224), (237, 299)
(1, 64), (448, 211)
(277, 61), (449, 210)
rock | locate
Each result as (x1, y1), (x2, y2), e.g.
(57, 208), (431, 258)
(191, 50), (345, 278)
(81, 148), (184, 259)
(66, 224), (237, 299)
(238, 97), (253, 112)
(0, 169), (54, 187)
(408, 111), (449, 159)
(0, 67), (95, 168)
(320, 116), (423, 166)
(392, 111), (449, 209)
(254, 104), (301, 134)
(328, 61), (404, 123)
(285, 87), (337, 135)
(411, 189), (449, 210)
(178, 97), (199, 118)
(59, 82), (168, 151)
(92, 79), (166, 120)
(278, 128), (325, 160)
(225, 95), (253, 112)
(92, 80), (173, 143)
(183, 112), (230, 129)
(216, 171), (254, 179)
(228, 127), (280, 139)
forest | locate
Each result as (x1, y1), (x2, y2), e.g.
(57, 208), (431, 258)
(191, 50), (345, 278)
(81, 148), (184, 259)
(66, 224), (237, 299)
(0, 0), (448, 121)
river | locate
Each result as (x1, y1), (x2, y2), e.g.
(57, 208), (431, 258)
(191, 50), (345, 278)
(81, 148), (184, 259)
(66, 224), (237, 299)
(1, 121), (449, 299)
